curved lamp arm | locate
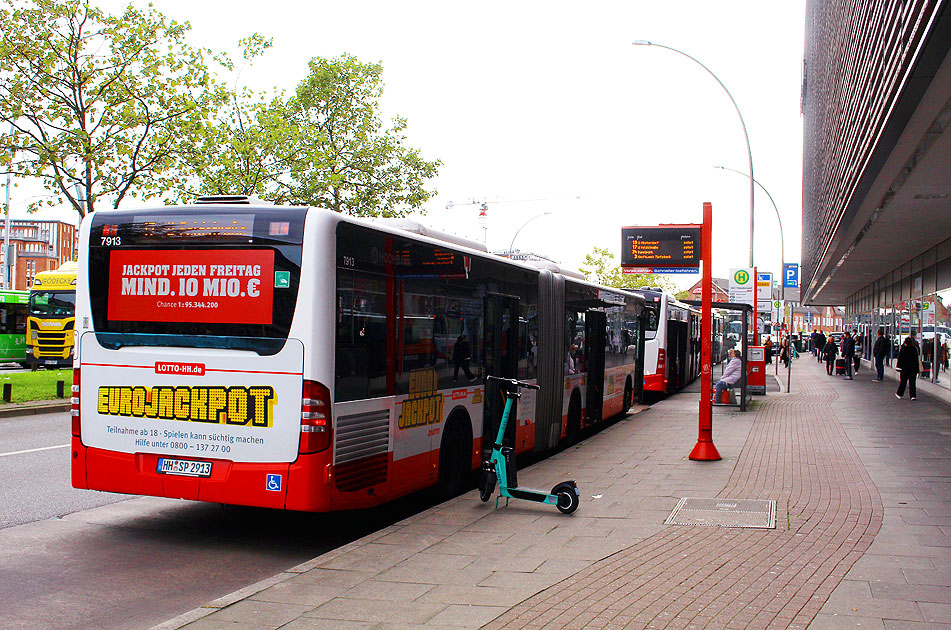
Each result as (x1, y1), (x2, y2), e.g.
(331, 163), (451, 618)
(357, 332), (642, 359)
(509, 212), (552, 254)
(634, 40), (755, 267)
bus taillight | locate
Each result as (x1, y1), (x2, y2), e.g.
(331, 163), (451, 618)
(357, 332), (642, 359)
(71, 369), (80, 437)
(656, 348), (666, 374)
(300, 380), (332, 454)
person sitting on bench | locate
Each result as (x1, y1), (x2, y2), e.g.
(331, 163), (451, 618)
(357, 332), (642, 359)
(715, 349), (743, 402)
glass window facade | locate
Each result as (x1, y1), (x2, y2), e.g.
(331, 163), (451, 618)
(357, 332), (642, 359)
(845, 236), (951, 389)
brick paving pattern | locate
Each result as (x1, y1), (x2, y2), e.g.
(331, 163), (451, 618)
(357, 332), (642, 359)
(162, 353), (951, 630)
(483, 363), (884, 629)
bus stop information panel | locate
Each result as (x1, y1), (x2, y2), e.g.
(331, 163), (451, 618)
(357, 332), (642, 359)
(621, 226), (701, 269)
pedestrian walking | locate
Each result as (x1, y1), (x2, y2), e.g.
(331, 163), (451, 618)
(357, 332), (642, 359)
(452, 334), (476, 382)
(840, 330), (856, 380)
(823, 336), (839, 375)
(780, 336), (791, 368)
(933, 333), (942, 383)
(815, 330), (827, 363)
(764, 336), (773, 365)
(872, 327), (888, 381)
(895, 336), (920, 400)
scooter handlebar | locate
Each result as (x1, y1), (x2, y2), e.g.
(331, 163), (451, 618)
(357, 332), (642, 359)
(485, 375), (540, 390)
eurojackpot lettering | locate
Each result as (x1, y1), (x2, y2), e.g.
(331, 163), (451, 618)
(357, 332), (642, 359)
(97, 385), (276, 427)
(398, 368), (444, 429)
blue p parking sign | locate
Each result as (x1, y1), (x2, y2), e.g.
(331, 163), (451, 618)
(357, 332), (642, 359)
(783, 263), (799, 288)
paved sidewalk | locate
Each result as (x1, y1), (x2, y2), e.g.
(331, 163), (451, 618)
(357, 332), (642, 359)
(155, 357), (950, 630)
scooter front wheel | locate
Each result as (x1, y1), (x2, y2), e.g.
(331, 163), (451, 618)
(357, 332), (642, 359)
(479, 465), (496, 502)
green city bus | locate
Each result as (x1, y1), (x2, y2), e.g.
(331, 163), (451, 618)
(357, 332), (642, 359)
(0, 289), (29, 365)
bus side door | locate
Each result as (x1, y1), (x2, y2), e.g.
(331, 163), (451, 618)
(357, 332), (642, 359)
(584, 310), (606, 424)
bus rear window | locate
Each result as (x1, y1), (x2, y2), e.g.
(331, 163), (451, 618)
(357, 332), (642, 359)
(643, 303), (660, 337)
(87, 207), (306, 355)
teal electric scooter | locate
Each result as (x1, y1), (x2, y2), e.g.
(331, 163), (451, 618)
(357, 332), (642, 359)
(478, 376), (580, 514)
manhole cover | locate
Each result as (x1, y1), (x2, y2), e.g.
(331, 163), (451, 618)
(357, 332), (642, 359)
(664, 498), (776, 529)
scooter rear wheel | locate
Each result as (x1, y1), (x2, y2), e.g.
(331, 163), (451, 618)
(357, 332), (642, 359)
(556, 489), (579, 514)
(479, 466), (496, 502)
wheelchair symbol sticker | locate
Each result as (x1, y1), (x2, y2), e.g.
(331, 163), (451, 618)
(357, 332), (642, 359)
(266, 474), (282, 492)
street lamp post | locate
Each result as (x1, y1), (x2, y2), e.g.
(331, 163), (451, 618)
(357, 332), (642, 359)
(714, 165), (785, 300)
(633, 40), (755, 268)
(508, 211), (551, 255)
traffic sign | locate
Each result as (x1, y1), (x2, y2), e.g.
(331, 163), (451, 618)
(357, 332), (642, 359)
(783, 263), (799, 288)
(729, 268), (754, 306)
(756, 272), (772, 301)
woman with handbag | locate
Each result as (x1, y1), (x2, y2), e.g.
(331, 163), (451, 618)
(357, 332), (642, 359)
(895, 336), (920, 400)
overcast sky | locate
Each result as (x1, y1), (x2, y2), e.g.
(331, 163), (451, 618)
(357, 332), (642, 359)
(21, 0), (806, 286)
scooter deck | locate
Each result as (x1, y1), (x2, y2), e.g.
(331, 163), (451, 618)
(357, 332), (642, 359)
(501, 487), (553, 503)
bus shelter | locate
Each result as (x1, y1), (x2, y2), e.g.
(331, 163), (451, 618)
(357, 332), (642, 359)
(685, 300), (752, 411)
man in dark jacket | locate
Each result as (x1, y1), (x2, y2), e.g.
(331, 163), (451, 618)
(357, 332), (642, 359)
(872, 327), (888, 381)
(823, 336), (838, 375)
(840, 331), (856, 380)
(815, 330), (827, 363)
(452, 334), (476, 382)
(895, 336), (920, 400)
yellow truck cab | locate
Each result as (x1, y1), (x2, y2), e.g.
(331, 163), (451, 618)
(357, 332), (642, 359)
(27, 261), (77, 368)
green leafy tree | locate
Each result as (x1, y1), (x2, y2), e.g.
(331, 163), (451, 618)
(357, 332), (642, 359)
(183, 35), (297, 201)
(191, 53), (440, 217)
(580, 246), (681, 292)
(285, 54), (439, 216)
(0, 0), (226, 217)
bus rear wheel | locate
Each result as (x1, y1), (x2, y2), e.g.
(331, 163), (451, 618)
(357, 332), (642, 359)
(622, 379), (634, 414)
(437, 421), (471, 499)
(564, 393), (581, 445)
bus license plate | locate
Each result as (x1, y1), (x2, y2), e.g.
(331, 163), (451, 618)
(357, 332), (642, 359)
(44, 360), (58, 365)
(156, 458), (212, 477)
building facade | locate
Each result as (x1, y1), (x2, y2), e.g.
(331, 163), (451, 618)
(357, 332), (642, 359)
(803, 0), (951, 391)
(0, 220), (78, 290)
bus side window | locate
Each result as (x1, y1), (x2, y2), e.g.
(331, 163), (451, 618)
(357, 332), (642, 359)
(335, 271), (389, 402)
(397, 284), (437, 393)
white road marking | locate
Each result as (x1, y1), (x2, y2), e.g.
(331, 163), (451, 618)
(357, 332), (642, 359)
(0, 443), (70, 458)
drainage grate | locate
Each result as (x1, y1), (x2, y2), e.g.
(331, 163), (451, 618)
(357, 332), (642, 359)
(664, 498), (776, 529)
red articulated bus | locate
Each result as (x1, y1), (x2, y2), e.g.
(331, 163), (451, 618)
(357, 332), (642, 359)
(71, 198), (646, 511)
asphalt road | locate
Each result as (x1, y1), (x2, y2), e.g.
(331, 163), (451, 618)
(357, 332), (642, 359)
(0, 411), (439, 630)
(0, 410), (127, 529)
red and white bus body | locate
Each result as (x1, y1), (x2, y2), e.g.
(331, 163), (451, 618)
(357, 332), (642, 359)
(640, 290), (702, 394)
(72, 202), (644, 512)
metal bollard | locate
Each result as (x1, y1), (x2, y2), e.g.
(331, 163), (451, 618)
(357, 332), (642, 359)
(3, 383), (11, 402)
(57, 380), (65, 398)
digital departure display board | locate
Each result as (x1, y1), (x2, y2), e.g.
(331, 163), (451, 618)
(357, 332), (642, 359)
(391, 245), (471, 279)
(621, 225), (702, 268)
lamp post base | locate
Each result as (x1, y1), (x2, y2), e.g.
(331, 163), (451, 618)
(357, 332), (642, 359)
(689, 440), (722, 461)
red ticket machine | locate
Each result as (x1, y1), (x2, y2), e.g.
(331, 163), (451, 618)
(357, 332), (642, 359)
(747, 346), (766, 395)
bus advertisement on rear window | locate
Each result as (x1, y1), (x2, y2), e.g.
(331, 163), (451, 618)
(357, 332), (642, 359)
(107, 249), (274, 325)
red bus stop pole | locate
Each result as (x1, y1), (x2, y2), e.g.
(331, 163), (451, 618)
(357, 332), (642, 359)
(690, 202), (721, 461)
